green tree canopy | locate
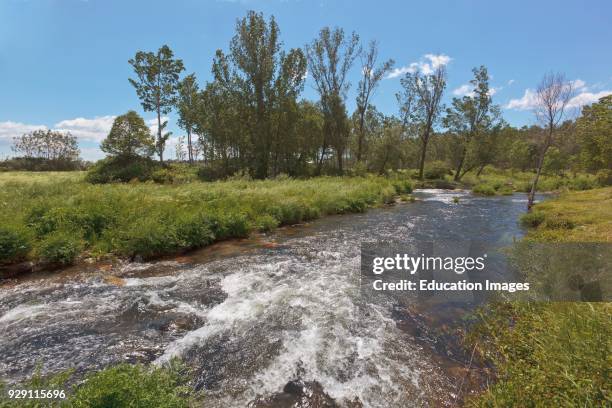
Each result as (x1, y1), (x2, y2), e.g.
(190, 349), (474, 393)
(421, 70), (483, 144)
(101, 111), (155, 158)
(129, 45), (184, 162)
(576, 94), (612, 172)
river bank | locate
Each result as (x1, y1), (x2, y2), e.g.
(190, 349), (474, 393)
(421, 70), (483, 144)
(464, 187), (612, 407)
(0, 174), (411, 277)
(2, 167), (604, 278)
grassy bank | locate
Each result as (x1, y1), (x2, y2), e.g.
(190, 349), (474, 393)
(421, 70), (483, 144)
(466, 187), (612, 407)
(0, 172), (411, 269)
(0, 362), (194, 408)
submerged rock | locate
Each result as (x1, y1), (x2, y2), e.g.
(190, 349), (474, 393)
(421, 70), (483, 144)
(249, 380), (341, 408)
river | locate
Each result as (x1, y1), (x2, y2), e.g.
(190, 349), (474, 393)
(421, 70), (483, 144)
(0, 190), (536, 407)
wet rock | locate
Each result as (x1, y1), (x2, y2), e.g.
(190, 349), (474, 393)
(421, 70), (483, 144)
(283, 379), (307, 395)
(0, 261), (34, 279)
(249, 380), (338, 408)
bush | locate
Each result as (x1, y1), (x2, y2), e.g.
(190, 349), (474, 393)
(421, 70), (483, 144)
(569, 176), (596, 191)
(520, 211), (545, 228)
(424, 161), (452, 180)
(38, 230), (82, 265)
(110, 217), (182, 259)
(349, 161), (368, 177)
(595, 169), (612, 186)
(0, 225), (32, 264)
(0, 157), (85, 172)
(472, 183), (496, 196)
(69, 363), (190, 408)
(174, 213), (216, 249)
(86, 156), (160, 184)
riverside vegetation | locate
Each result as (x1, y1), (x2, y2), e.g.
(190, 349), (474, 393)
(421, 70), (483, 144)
(465, 187), (612, 407)
(0, 171), (411, 269)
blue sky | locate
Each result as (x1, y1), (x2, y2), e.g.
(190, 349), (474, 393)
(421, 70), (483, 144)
(1, 0), (611, 160)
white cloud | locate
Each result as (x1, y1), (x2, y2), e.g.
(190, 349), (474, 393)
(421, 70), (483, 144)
(507, 79), (515, 86)
(387, 63), (419, 79)
(567, 90), (612, 109)
(506, 80), (611, 111)
(147, 116), (170, 136)
(1, 114), (178, 161)
(452, 84), (500, 97)
(571, 79), (586, 90)
(452, 84), (472, 96)
(0, 121), (47, 141)
(505, 89), (539, 110)
(386, 54), (451, 79)
(54, 115), (116, 142)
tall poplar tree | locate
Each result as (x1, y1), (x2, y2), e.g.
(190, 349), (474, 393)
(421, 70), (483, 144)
(129, 45), (184, 163)
(177, 73), (200, 164)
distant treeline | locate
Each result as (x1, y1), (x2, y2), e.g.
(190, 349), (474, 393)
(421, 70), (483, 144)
(6, 10), (611, 185)
(117, 10), (611, 185)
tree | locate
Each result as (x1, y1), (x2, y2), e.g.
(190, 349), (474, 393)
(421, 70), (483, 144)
(576, 94), (611, 172)
(527, 72), (574, 210)
(306, 27), (360, 174)
(397, 64), (446, 180)
(129, 45), (184, 163)
(175, 136), (186, 161)
(444, 66), (500, 181)
(355, 40), (394, 162)
(100, 111), (155, 158)
(12, 130), (80, 161)
(177, 73), (200, 164)
(210, 11), (307, 178)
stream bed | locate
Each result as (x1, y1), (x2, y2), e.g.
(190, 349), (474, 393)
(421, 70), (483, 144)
(0, 190), (536, 407)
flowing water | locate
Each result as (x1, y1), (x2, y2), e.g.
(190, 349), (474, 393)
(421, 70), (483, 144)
(0, 190), (536, 407)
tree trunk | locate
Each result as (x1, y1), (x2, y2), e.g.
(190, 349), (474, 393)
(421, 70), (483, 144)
(527, 127), (553, 210)
(476, 163), (486, 177)
(187, 127), (193, 164)
(417, 131), (430, 180)
(454, 146), (467, 182)
(157, 108), (164, 163)
(356, 112), (365, 162)
(316, 141), (328, 176)
(337, 147), (344, 175)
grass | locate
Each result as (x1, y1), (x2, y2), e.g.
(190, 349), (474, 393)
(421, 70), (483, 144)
(0, 172), (411, 268)
(520, 187), (612, 242)
(466, 187), (612, 407)
(462, 167), (601, 195)
(0, 362), (193, 408)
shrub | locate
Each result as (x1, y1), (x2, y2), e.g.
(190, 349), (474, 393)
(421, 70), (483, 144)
(349, 161), (368, 177)
(569, 176), (596, 191)
(520, 211), (545, 228)
(174, 213), (216, 249)
(38, 230), (82, 265)
(390, 178), (413, 194)
(0, 225), (32, 264)
(69, 363), (190, 408)
(110, 217), (181, 259)
(254, 214), (280, 232)
(595, 169), (612, 186)
(472, 184), (496, 196)
(86, 156), (160, 184)
(424, 161), (452, 180)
